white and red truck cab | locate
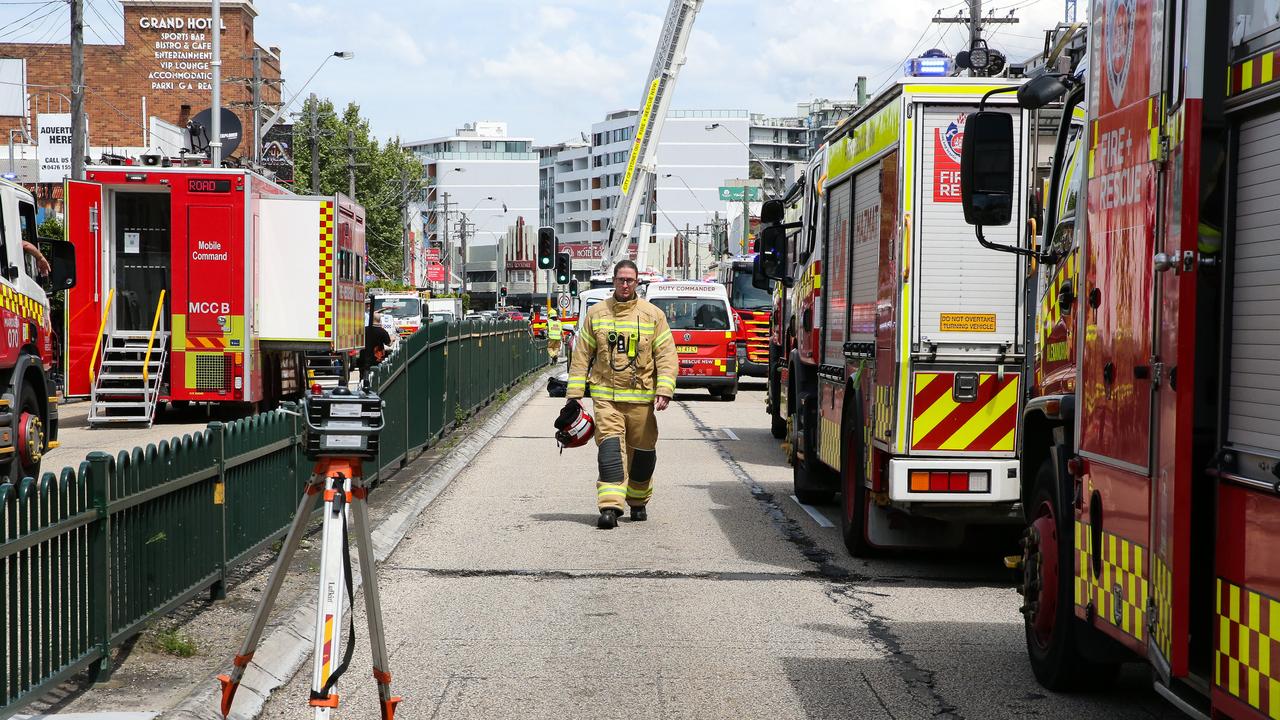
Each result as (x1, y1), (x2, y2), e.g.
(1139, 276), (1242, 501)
(0, 179), (76, 482)
(66, 167), (366, 423)
(644, 281), (739, 400)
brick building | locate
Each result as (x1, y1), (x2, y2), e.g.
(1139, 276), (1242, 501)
(0, 0), (280, 162)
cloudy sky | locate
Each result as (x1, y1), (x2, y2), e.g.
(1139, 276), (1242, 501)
(7, 0), (1072, 144)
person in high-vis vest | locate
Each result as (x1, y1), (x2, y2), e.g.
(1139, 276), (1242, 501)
(565, 260), (679, 529)
(547, 309), (563, 360)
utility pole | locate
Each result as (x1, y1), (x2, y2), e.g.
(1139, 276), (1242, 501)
(308, 94), (319, 191)
(69, 0), (84, 179)
(210, 0), (222, 167)
(441, 191), (452, 293)
(345, 129), (357, 200)
(399, 168), (411, 285)
(251, 47), (261, 168)
(459, 216), (472, 297)
(932, 0), (1019, 67)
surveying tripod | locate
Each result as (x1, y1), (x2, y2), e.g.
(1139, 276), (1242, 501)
(217, 385), (400, 719)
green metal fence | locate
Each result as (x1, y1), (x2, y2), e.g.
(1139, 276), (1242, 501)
(0, 319), (545, 716)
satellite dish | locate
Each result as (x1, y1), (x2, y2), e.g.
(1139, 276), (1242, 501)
(188, 107), (243, 158)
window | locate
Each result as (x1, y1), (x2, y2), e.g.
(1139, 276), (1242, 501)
(651, 298), (731, 331)
(483, 141), (493, 150)
(17, 201), (36, 277)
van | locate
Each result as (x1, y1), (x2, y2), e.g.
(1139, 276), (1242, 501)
(644, 281), (739, 400)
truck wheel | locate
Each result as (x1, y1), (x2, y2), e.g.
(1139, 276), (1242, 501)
(1023, 456), (1116, 690)
(718, 386), (738, 401)
(839, 404), (873, 557)
(11, 381), (44, 483)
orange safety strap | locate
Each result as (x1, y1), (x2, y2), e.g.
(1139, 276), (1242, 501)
(352, 486), (370, 500)
(373, 667), (392, 684)
(232, 652), (254, 667)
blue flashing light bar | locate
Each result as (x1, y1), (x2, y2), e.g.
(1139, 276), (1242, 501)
(906, 56), (954, 77)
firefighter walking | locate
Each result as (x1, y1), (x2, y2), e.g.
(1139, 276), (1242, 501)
(547, 309), (563, 361)
(565, 260), (679, 529)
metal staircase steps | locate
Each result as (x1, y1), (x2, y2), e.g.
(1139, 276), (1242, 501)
(89, 330), (170, 427)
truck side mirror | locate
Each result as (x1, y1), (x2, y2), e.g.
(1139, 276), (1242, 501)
(39, 238), (76, 291)
(759, 198), (785, 224)
(1017, 73), (1071, 110)
(960, 111), (1015, 226)
(752, 256), (771, 291)
(756, 225), (789, 284)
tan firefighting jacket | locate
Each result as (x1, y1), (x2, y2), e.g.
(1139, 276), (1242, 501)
(567, 296), (678, 403)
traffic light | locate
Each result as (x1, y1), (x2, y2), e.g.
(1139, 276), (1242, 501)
(500, 285), (508, 299)
(537, 226), (556, 270)
(555, 252), (571, 285)
(569, 279), (579, 298)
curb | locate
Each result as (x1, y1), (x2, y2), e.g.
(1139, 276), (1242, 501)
(162, 366), (557, 720)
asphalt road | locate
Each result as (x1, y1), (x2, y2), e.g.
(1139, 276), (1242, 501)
(259, 380), (1178, 720)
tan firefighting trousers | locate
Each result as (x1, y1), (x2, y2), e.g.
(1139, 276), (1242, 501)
(592, 399), (658, 512)
(547, 338), (562, 360)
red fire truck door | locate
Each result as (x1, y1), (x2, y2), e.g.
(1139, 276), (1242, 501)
(65, 180), (103, 398)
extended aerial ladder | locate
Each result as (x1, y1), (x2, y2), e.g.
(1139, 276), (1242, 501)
(600, 0), (703, 272)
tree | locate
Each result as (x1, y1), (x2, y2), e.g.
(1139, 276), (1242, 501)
(292, 98), (422, 279)
(749, 163), (765, 180)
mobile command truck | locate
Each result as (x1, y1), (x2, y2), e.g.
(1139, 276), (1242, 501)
(757, 78), (1031, 557)
(0, 179), (76, 482)
(65, 168), (366, 423)
(959, 3), (1280, 715)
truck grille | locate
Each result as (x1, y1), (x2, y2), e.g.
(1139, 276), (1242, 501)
(739, 311), (771, 364)
(194, 353), (229, 390)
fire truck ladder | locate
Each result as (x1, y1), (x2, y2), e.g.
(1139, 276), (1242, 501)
(89, 291), (169, 427)
(601, 0), (703, 271)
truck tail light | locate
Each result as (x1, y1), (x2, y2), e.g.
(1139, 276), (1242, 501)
(232, 353), (243, 395)
(908, 470), (991, 493)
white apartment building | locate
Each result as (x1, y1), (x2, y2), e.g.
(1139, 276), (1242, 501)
(540, 109), (750, 278)
(404, 121), (539, 290)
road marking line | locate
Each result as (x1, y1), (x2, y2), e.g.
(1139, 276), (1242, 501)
(790, 495), (835, 528)
(721, 427), (740, 441)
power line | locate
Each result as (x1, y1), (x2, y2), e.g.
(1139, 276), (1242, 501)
(0, 1), (62, 41)
(0, 0), (58, 37)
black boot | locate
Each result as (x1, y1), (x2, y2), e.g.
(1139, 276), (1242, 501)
(597, 509), (620, 529)
(630, 506), (647, 522)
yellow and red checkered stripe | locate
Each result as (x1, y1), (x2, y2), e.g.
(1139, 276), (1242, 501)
(317, 201), (335, 337)
(1153, 555), (1173, 661)
(874, 384), (893, 443)
(1216, 578), (1280, 718)
(1039, 251), (1077, 346)
(909, 372), (1019, 452)
(1230, 50), (1280, 97)
(0, 284), (46, 326)
(1074, 522), (1148, 642)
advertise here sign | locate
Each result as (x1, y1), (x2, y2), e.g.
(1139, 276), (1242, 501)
(37, 113), (81, 184)
(932, 114), (966, 204)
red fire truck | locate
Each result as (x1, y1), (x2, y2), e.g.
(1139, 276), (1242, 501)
(0, 179), (76, 483)
(765, 177), (812, 440)
(957, 2), (1280, 715)
(758, 78), (1031, 557)
(66, 167), (366, 423)
(645, 281), (739, 400)
(715, 255), (771, 378)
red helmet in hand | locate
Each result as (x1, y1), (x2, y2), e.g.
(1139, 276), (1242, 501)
(554, 400), (594, 449)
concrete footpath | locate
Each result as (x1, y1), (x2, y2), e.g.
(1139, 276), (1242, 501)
(16, 367), (556, 720)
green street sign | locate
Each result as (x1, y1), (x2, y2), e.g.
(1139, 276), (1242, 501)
(718, 186), (763, 202)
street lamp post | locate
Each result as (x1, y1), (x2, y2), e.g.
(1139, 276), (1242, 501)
(259, 51), (354, 141)
(705, 122), (783, 197)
